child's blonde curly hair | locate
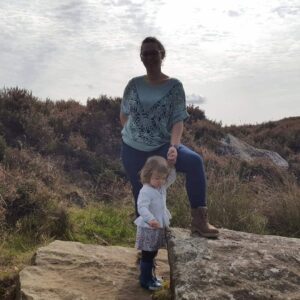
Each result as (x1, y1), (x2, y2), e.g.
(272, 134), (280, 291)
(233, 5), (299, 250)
(140, 156), (170, 184)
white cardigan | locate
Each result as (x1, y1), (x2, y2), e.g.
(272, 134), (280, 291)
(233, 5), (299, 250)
(134, 168), (176, 229)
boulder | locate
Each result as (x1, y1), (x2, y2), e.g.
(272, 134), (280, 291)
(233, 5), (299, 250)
(167, 228), (300, 300)
(219, 134), (289, 168)
(19, 240), (169, 300)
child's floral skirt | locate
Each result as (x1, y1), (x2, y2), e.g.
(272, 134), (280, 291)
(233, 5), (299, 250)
(135, 226), (166, 251)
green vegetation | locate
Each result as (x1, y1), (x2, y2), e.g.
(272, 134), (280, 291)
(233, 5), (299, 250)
(0, 87), (299, 298)
(67, 204), (136, 246)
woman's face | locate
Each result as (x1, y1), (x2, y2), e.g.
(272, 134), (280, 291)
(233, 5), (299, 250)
(140, 42), (163, 69)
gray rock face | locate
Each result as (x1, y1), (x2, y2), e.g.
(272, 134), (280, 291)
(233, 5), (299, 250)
(219, 134), (289, 168)
(167, 228), (300, 300)
(19, 240), (169, 300)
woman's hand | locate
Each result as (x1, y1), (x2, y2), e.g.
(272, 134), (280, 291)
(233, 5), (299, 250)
(167, 146), (178, 165)
(148, 219), (161, 229)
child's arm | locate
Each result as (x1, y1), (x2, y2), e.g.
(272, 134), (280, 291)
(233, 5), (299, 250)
(137, 189), (158, 226)
(165, 167), (176, 188)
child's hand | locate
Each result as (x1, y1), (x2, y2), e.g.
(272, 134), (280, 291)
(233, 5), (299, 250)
(148, 219), (161, 229)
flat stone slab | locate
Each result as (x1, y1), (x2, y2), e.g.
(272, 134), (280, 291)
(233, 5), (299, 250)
(167, 228), (300, 300)
(19, 240), (169, 300)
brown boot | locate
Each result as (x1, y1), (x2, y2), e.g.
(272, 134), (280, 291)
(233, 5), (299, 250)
(191, 207), (219, 238)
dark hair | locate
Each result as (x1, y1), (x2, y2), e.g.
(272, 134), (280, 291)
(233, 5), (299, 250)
(141, 37), (166, 60)
(140, 156), (169, 184)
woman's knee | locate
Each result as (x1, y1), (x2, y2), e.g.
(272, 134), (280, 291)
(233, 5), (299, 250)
(179, 149), (204, 169)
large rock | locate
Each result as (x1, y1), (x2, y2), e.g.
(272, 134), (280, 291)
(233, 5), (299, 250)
(167, 228), (300, 300)
(219, 134), (289, 168)
(19, 240), (169, 300)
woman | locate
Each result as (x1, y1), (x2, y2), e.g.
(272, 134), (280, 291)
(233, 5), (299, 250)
(120, 36), (218, 238)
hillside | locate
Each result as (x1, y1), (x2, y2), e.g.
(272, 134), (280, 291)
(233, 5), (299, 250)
(0, 87), (299, 298)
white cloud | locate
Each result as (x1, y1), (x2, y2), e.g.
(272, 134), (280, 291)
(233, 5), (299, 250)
(0, 0), (299, 124)
(186, 94), (206, 105)
(272, 5), (300, 18)
(227, 10), (242, 17)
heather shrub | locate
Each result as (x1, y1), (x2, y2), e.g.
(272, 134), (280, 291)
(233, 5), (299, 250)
(49, 100), (86, 141)
(23, 113), (55, 153)
(94, 168), (128, 201)
(4, 179), (69, 240)
(68, 132), (88, 151)
(186, 105), (205, 123)
(75, 150), (104, 175)
(287, 131), (300, 153)
(17, 202), (69, 240)
(5, 180), (38, 226)
(3, 148), (31, 170)
(0, 90), (29, 145)
(189, 119), (224, 150)
(289, 155), (300, 182)
(0, 136), (6, 161)
(51, 141), (75, 157)
(83, 96), (122, 157)
(86, 96), (121, 123)
(0, 88), (55, 151)
(50, 144), (104, 177)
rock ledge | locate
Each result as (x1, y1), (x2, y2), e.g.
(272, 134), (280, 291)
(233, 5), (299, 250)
(167, 228), (300, 300)
(19, 240), (169, 300)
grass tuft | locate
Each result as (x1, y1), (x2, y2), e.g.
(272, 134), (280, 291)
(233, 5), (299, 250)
(67, 203), (136, 246)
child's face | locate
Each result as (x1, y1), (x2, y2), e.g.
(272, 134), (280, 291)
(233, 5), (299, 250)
(150, 171), (168, 188)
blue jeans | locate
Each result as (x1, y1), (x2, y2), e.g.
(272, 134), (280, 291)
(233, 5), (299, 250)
(121, 142), (207, 216)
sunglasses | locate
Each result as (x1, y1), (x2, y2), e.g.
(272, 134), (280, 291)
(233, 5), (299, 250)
(140, 50), (162, 58)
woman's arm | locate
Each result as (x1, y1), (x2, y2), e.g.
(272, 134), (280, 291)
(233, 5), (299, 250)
(170, 121), (183, 146)
(167, 121), (183, 164)
(120, 112), (128, 127)
(120, 79), (133, 127)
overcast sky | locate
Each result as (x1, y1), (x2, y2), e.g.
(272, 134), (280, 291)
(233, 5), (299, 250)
(1, 0), (300, 125)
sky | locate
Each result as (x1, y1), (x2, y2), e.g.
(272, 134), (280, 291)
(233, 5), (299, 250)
(0, 0), (300, 125)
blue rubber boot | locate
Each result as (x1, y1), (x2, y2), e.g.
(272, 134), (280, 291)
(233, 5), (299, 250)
(152, 261), (162, 285)
(140, 261), (162, 291)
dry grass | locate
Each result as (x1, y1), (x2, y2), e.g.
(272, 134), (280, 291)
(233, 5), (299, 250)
(164, 148), (300, 238)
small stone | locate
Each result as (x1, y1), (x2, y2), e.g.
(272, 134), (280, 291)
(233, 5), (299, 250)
(270, 268), (280, 273)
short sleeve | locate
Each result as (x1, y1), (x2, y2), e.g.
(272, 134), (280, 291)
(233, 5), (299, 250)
(171, 82), (189, 125)
(120, 79), (133, 115)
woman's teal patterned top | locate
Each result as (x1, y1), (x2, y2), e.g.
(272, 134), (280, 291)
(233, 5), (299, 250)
(121, 76), (189, 151)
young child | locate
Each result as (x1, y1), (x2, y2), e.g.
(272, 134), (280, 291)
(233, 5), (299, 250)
(134, 155), (176, 291)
